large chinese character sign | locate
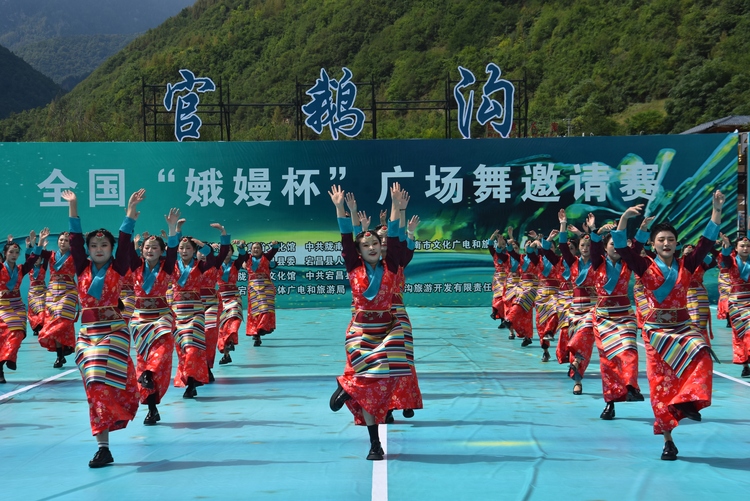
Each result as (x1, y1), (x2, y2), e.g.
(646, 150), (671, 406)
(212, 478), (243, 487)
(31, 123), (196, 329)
(163, 69), (216, 142)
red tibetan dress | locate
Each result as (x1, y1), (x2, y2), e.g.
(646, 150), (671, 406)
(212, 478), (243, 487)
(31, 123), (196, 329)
(119, 269), (136, 325)
(559, 235), (597, 377)
(687, 252), (717, 344)
(503, 255), (521, 329)
(0, 247), (41, 368)
(505, 248), (539, 342)
(717, 259), (730, 321)
(70, 217), (139, 435)
(201, 266), (222, 369)
(722, 249), (750, 366)
(39, 249), (78, 353)
(172, 238), (229, 387)
(245, 245), (280, 337)
(27, 250), (49, 335)
(614, 223), (717, 435)
(389, 231), (423, 413)
(488, 240), (508, 322)
(217, 250), (249, 352)
(536, 241), (563, 349)
(337, 220), (408, 425)
(590, 234), (640, 403)
(130, 237), (178, 405)
(539, 246), (573, 363)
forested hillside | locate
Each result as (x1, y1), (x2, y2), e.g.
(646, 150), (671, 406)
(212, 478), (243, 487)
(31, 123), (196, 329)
(2, 0), (749, 141)
(0, 44), (62, 119)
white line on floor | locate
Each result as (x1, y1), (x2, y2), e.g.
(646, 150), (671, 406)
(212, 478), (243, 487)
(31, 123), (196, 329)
(372, 423), (388, 501)
(0, 369), (76, 402)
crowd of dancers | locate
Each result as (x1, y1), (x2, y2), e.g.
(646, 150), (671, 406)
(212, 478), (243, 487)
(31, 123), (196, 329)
(486, 190), (750, 461)
(0, 189), (280, 467)
(1, 182), (746, 467)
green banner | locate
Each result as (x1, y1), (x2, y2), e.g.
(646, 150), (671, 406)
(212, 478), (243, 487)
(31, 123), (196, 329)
(0, 134), (738, 307)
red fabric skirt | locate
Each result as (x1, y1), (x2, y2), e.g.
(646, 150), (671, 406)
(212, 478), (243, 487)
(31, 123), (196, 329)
(338, 359), (401, 426)
(596, 348), (640, 402)
(245, 312), (276, 336)
(38, 317), (76, 352)
(506, 304), (534, 340)
(0, 329), (24, 364)
(218, 318), (240, 352)
(84, 359), (139, 435)
(174, 344), (209, 387)
(644, 342), (712, 434)
(389, 366), (423, 411)
(136, 334), (174, 404)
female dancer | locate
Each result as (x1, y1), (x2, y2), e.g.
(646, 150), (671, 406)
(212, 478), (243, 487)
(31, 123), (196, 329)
(0, 231), (47, 383)
(245, 240), (280, 347)
(505, 236), (539, 347)
(26, 235), (49, 338)
(684, 243), (718, 344)
(129, 209), (180, 425)
(557, 209), (597, 395)
(201, 246), (222, 381)
(614, 192), (724, 461)
(39, 231), (78, 368)
(173, 223), (230, 398)
(535, 232), (563, 362)
(720, 233), (750, 377)
(217, 241), (249, 365)
(488, 229), (509, 328)
(62, 188), (144, 468)
(587, 218), (643, 420)
(503, 232), (522, 340)
(328, 184), (407, 461)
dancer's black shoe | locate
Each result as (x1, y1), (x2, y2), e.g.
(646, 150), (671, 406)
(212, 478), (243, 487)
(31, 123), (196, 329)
(625, 385), (645, 401)
(329, 381), (351, 412)
(6, 361), (16, 371)
(219, 354), (232, 365)
(402, 409), (415, 418)
(208, 368), (215, 383)
(53, 356), (66, 369)
(521, 337), (532, 347)
(367, 441), (384, 460)
(673, 402), (701, 421)
(144, 410), (161, 426)
(661, 440), (678, 461)
(600, 401), (615, 420)
(253, 335), (262, 346)
(541, 350), (550, 363)
(385, 410), (394, 424)
(138, 370), (155, 389)
(88, 447), (114, 468)
(572, 383), (583, 395)
(741, 366), (750, 378)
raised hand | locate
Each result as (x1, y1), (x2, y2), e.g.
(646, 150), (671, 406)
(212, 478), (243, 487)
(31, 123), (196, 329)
(191, 238), (205, 248)
(210, 222), (227, 235)
(640, 216), (655, 231)
(28, 229), (36, 245)
(548, 229), (560, 241)
(165, 208), (181, 227)
(558, 208), (567, 224)
(379, 210), (387, 226)
(713, 190), (726, 210)
(527, 230), (539, 240)
(622, 204), (644, 220)
(390, 182), (403, 203)
(357, 211), (371, 232)
(598, 223), (615, 235)
(328, 185), (345, 206)
(345, 192), (357, 213)
(176, 218), (186, 232)
(720, 232), (731, 248)
(133, 233), (142, 246)
(400, 190), (410, 210)
(61, 190), (77, 203)
(127, 188), (146, 219)
(38, 227), (50, 248)
(567, 224), (582, 236)
(586, 213), (596, 231)
(407, 215), (420, 233)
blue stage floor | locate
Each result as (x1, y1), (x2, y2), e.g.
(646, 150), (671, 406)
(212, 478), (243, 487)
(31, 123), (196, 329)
(2, 307), (749, 500)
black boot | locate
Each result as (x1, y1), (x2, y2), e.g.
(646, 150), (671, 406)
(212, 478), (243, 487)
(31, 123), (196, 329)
(329, 381), (351, 412)
(137, 370), (154, 389)
(541, 348), (550, 363)
(53, 348), (65, 368)
(402, 409), (415, 418)
(521, 337), (532, 347)
(385, 410), (394, 424)
(673, 402), (701, 421)
(367, 441), (384, 460)
(600, 401), (615, 420)
(661, 440), (678, 461)
(219, 353), (232, 365)
(144, 395), (161, 425)
(0, 364), (5, 384)
(625, 385), (645, 401)
(6, 361), (16, 371)
(88, 447), (114, 468)
(208, 367), (215, 383)
(183, 377), (198, 398)
(741, 365), (750, 378)
(253, 335), (262, 346)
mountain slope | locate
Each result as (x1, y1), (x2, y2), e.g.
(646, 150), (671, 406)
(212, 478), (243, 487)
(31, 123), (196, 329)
(2, 0), (750, 141)
(0, 44), (62, 120)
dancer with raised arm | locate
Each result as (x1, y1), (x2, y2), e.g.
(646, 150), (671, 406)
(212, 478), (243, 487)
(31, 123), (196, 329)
(217, 240), (248, 365)
(26, 234), (49, 339)
(172, 223), (230, 398)
(719, 232), (750, 377)
(588, 217), (643, 421)
(245, 240), (280, 347)
(488, 229), (509, 329)
(62, 188), (144, 468)
(505, 236), (539, 348)
(557, 209), (597, 395)
(129, 209), (180, 425)
(0, 230), (47, 383)
(613, 191), (724, 461)
(328, 184), (408, 461)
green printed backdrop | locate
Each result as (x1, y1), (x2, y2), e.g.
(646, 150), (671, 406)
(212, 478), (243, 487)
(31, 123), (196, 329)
(0, 134), (738, 307)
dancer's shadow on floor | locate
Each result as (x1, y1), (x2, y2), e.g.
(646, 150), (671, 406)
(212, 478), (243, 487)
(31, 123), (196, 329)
(158, 419), (312, 429)
(122, 458), (324, 472)
(391, 453), (592, 465)
(678, 456), (750, 472)
(402, 419), (564, 428)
